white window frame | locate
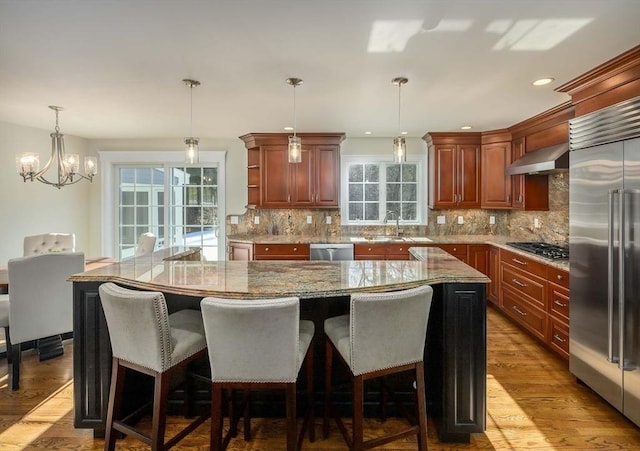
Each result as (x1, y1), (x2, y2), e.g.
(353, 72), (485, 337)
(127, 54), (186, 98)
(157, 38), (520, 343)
(99, 150), (227, 260)
(340, 154), (427, 225)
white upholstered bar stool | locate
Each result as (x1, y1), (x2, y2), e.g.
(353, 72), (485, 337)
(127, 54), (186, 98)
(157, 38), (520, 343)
(323, 285), (434, 451)
(200, 296), (315, 451)
(0, 294), (9, 363)
(98, 282), (209, 450)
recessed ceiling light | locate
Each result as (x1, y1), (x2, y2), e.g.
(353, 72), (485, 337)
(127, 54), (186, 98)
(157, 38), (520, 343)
(532, 77), (554, 86)
(284, 126), (294, 131)
(364, 131), (372, 135)
(461, 125), (472, 130)
(401, 131), (408, 135)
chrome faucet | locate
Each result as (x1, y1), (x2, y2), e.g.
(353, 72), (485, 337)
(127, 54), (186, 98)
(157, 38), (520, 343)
(383, 210), (402, 236)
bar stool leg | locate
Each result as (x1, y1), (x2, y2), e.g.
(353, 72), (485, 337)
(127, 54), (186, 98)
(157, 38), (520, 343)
(151, 371), (171, 451)
(211, 383), (224, 451)
(323, 337), (333, 439)
(353, 374), (364, 451)
(415, 362), (428, 451)
(286, 383), (296, 451)
(104, 359), (126, 451)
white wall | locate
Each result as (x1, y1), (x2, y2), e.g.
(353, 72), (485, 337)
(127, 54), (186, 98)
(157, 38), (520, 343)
(340, 136), (426, 157)
(0, 121), (94, 263)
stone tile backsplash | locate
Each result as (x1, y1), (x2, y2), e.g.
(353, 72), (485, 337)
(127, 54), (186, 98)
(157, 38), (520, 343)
(226, 174), (569, 244)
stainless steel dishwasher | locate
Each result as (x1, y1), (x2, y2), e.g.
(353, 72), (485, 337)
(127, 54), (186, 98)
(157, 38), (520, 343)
(309, 243), (354, 261)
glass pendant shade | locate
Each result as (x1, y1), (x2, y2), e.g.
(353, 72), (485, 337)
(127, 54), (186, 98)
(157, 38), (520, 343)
(393, 136), (406, 163)
(288, 135), (302, 163)
(185, 137), (199, 164)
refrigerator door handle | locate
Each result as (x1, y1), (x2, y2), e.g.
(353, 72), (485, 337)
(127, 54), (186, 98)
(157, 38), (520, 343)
(608, 189), (619, 363)
(618, 189), (626, 370)
(620, 189), (640, 371)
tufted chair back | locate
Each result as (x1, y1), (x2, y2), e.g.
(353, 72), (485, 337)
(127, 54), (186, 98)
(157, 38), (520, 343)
(23, 233), (75, 256)
(135, 232), (157, 257)
(8, 252), (85, 345)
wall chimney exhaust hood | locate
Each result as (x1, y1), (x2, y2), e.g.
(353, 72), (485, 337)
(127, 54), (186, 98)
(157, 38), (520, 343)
(505, 142), (569, 175)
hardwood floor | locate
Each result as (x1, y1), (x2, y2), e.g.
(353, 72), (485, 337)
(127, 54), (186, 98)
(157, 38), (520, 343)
(1, 306), (640, 450)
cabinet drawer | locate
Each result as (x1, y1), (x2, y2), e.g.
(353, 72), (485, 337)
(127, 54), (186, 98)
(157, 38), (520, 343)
(386, 243), (411, 260)
(254, 243), (310, 259)
(548, 282), (569, 322)
(548, 266), (569, 289)
(548, 317), (569, 359)
(501, 263), (546, 310)
(437, 244), (468, 259)
(500, 248), (548, 278)
(502, 287), (546, 341)
(354, 243), (387, 260)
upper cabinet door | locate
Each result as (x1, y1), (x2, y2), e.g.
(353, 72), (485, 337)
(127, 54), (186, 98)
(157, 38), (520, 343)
(314, 145), (340, 206)
(290, 146), (315, 206)
(430, 144), (457, 208)
(262, 145), (292, 207)
(481, 141), (512, 209)
(457, 144), (481, 208)
(511, 137), (526, 209)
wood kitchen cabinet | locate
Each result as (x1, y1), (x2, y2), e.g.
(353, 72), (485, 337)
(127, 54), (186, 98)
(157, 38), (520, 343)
(511, 137), (526, 209)
(424, 133), (481, 209)
(239, 133), (345, 209)
(253, 243), (310, 260)
(481, 131), (512, 209)
(547, 267), (570, 358)
(509, 136), (550, 211)
(487, 245), (500, 305)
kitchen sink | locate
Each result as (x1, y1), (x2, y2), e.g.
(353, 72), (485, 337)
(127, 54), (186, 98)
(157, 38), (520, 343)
(349, 236), (433, 243)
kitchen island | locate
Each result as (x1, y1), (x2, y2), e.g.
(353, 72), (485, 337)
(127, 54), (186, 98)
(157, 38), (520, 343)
(70, 246), (488, 442)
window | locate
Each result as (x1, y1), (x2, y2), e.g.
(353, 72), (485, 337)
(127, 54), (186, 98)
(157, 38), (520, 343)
(100, 151), (226, 261)
(341, 156), (425, 225)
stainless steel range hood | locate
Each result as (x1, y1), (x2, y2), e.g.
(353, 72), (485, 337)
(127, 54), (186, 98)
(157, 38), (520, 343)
(505, 142), (569, 175)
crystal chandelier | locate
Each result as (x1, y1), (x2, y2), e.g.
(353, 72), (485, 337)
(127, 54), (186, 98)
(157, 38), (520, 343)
(286, 77), (303, 163)
(183, 79), (201, 164)
(392, 77), (408, 163)
(16, 106), (97, 189)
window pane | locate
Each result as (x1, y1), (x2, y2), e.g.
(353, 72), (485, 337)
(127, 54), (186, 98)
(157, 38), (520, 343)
(136, 191), (149, 205)
(120, 168), (135, 184)
(136, 207), (149, 225)
(120, 207), (134, 224)
(387, 184), (400, 202)
(185, 206), (201, 226)
(121, 226), (135, 245)
(364, 203), (379, 221)
(202, 207), (217, 225)
(402, 164), (417, 182)
(121, 191), (134, 205)
(349, 164), (363, 183)
(365, 164), (379, 182)
(349, 203), (363, 221)
(186, 187), (199, 205)
(203, 187), (216, 205)
(172, 186), (184, 205)
(387, 164), (401, 183)
(403, 203), (417, 220)
(402, 184), (417, 201)
(203, 168), (216, 185)
(185, 168), (201, 185)
(364, 184), (379, 201)
(349, 183), (363, 201)
(386, 203), (400, 217)
(135, 168), (152, 185)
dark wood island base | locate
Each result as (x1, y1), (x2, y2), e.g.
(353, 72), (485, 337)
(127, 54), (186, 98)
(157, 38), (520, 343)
(70, 247), (488, 443)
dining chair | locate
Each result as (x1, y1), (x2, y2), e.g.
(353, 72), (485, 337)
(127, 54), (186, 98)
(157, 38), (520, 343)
(200, 296), (315, 451)
(323, 284), (434, 451)
(135, 232), (157, 257)
(23, 233), (75, 255)
(6, 252), (85, 390)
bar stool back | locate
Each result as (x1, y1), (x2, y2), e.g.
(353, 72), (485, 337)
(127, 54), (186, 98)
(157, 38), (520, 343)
(323, 284), (434, 451)
(99, 282), (208, 450)
(200, 296), (315, 451)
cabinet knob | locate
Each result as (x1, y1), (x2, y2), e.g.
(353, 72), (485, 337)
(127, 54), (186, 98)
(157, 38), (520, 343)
(293, 247), (298, 252)
(264, 247), (269, 251)
(368, 247), (372, 251)
(399, 247), (403, 251)
(453, 247), (457, 251)
(557, 274), (564, 280)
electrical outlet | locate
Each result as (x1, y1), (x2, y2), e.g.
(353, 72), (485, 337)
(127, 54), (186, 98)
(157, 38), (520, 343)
(307, 216), (312, 224)
(489, 215), (496, 225)
(457, 216), (464, 225)
(326, 216), (332, 225)
(254, 216), (260, 225)
(437, 215), (446, 225)
(534, 218), (540, 228)
(230, 215), (239, 225)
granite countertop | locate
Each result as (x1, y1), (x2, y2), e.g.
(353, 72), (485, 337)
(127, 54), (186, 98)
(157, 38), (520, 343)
(227, 233), (570, 271)
(69, 247), (488, 299)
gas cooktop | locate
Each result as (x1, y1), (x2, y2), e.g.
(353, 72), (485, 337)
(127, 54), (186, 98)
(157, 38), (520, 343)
(506, 242), (569, 260)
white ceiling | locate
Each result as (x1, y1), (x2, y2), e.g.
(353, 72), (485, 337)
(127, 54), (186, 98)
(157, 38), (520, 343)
(1, 0), (639, 141)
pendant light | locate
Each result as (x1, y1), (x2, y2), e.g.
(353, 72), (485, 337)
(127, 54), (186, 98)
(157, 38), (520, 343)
(286, 77), (303, 163)
(183, 79), (200, 164)
(392, 77), (408, 163)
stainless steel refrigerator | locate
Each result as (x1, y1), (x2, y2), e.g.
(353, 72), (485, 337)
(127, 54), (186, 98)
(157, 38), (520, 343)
(569, 96), (640, 428)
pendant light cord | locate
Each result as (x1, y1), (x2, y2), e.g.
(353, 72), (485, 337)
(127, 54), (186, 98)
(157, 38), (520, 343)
(189, 85), (193, 137)
(398, 82), (401, 135)
(293, 84), (297, 139)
